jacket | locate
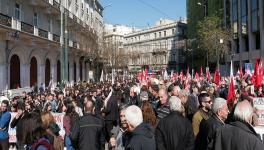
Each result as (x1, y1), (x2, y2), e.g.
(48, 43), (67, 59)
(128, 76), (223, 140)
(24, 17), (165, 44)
(125, 123), (155, 150)
(102, 94), (119, 121)
(212, 121), (264, 150)
(192, 109), (210, 137)
(0, 111), (11, 139)
(195, 115), (224, 150)
(70, 113), (105, 150)
(155, 111), (194, 150)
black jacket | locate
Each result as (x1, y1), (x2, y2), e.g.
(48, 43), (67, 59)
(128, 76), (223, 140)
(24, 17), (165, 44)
(125, 123), (155, 150)
(155, 111), (194, 150)
(70, 113), (105, 150)
(102, 94), (119, 121)
(212, 121), (264, 150)
(195, 115), (224, 150)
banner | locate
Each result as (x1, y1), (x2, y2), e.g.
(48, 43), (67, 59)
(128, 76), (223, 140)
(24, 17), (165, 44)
(253, 98), (264, 126)
(9, 113), (65, 143)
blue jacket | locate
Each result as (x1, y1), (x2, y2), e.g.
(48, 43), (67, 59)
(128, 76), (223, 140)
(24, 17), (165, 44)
(0, 111), (11, 139)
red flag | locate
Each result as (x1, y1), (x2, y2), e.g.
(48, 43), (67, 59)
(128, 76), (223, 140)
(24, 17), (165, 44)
(239, 66), (243, 78)
(200, 66), (203, 77)
(145, 68), (149, 79)
(214, 69), (220, 85)
(206, 68), (211, 80)
(253, 60), (262, 87)
(195, 72), (199, 80)
(227, 61), (235, 104)
(227, 77), (235, 104)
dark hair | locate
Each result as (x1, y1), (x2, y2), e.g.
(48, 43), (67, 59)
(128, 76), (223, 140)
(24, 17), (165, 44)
(17, 103), (25, 110)
(18, 113), (46, 145)
(85, 99), (95, 113)
(141, 101), (157, 127)
(151, 84), (159, 93)
(2, 100), (9, 107)
(64, 100), (79, 124)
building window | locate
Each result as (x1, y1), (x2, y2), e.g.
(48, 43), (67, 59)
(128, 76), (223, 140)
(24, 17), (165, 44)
(240, 0), (248, 35)
(159, 32), (161, 38)
(33, 12), (38, 26)
(251, 0), (259, 32)
(164, 31), (166, 37)
(172, 29), (175, 35)
(154, 33), (157, 39)
(48, 19), (53, 32)
(232, 0), (238, 39)
(14, 3), (21, 20)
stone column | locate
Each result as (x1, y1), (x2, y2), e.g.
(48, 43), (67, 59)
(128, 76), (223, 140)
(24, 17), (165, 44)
(38, 62), (45, 87)
(69, 62), (74, 83)
(0, 62), (7, 92)
(20, 62), (30, 88)
(82, 61), (85, 81)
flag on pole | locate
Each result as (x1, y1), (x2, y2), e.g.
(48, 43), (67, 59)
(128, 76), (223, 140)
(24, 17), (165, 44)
(100, 70), (104, 82)
(227, 61), (235, 104)
(111, 69), (115, 85)
(163, 69), (169, 80)
(253, 59), (263, 87)
(195, 72), (199, 80)
(214, 68), (220, 86)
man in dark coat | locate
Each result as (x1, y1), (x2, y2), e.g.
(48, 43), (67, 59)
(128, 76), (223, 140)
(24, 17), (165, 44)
(125, 105), (155, 150)
(195, 98), (228, 150)
(102, 88), (119, 142)
(212, 100), (264, 150)
(155, 96), (194, 150)
(70, 100), (105, 150)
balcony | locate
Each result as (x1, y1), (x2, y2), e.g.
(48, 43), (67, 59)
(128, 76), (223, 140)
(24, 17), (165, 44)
(53, 0), (60, 10)
(53, 34), (60, 43)
(73, 15), (77, 23)
(0, 13), (12, 27)
(11, 19), (21, 31)
(39, 28), (48, 39)
(21, 22), (34, 34)
(34, 27), (39, 36)
(48, 32), (53, 40)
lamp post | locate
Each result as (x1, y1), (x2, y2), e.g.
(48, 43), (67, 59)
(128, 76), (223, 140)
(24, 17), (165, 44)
(197, 2), (208, 67)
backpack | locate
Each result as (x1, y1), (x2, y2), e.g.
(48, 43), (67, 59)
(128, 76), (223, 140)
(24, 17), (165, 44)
(31, 138), (55, 150)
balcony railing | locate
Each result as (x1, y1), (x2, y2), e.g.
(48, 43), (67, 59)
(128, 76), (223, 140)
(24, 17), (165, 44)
(53, 1), (60, 10)
(39, 28), (48, 39)
(53, 34), (60, 42)
(0, 13), (12, 27)
(73, 41), (77, 48)
(73, 15), (77, 22)
(21, 22), (34, 34)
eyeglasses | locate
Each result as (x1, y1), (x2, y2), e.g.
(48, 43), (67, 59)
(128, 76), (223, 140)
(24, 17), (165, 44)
(204, 100), (212, 104)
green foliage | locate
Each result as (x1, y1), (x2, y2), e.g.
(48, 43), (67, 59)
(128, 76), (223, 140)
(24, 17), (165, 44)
(197, 16), (232, 64)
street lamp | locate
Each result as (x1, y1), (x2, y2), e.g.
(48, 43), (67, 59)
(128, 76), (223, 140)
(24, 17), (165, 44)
(197, 2), (207, 18)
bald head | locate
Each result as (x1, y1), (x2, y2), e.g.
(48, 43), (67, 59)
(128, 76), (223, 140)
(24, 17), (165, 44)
(159, 88), (168, 105)
(234, 100), (253, 124)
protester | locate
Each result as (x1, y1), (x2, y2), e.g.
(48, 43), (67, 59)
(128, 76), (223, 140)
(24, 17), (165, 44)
(155, 96), (194, 150)
(156, 89), (170, 121)
(212, 100), (264, 150)
(195, 97), (228, 150)
(124, 105), (155, 150)
(70, 99), (105, 150)
(63, 100), (79, 150)
(109, 106), (130, 150)
(0, 100), (11, 149)
(192, 93), (212, 137)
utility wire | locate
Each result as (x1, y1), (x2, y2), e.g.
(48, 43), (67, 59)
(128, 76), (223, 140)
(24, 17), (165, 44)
(136, 0), (173, 19)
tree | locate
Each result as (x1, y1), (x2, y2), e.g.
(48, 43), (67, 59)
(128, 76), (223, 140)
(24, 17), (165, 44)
(197, 16), (232, 66)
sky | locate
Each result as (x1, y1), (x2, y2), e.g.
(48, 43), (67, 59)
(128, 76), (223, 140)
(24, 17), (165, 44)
(100, 0), (186, 29)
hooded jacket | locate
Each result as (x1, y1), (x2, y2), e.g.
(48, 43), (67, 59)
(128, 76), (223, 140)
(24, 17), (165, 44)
(125, 123), (155, 150)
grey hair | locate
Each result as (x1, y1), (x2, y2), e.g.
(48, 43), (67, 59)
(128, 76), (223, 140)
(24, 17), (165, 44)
(125, 105), (143, 127)
(212, 98), (227, 114)
(169, 96), (184, 112)
(233, 101), (253, 123)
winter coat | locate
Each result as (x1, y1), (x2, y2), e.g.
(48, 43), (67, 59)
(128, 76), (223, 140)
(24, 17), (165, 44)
(212, 121), (264, 150)
(70, 113), (105, 150)
(125, 123), (155, 150)
(155, 111), (194, 150)
(195, 115), (224, 150)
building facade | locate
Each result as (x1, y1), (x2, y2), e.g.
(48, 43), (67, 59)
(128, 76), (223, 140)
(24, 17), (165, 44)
(123, 19), (187, 72)
(103, 24), (133, 71)
(225, 0), (264, 71)
(0, 0), (104, 91)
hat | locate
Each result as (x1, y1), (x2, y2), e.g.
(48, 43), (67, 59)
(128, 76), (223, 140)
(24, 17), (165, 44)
(140, 91), (148, 101)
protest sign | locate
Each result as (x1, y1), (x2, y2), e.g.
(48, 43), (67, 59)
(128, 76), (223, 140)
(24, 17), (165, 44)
(253, 98), (264, 126)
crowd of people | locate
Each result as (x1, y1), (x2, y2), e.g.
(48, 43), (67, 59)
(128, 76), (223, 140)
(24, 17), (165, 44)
(0, 73), (264, 150)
